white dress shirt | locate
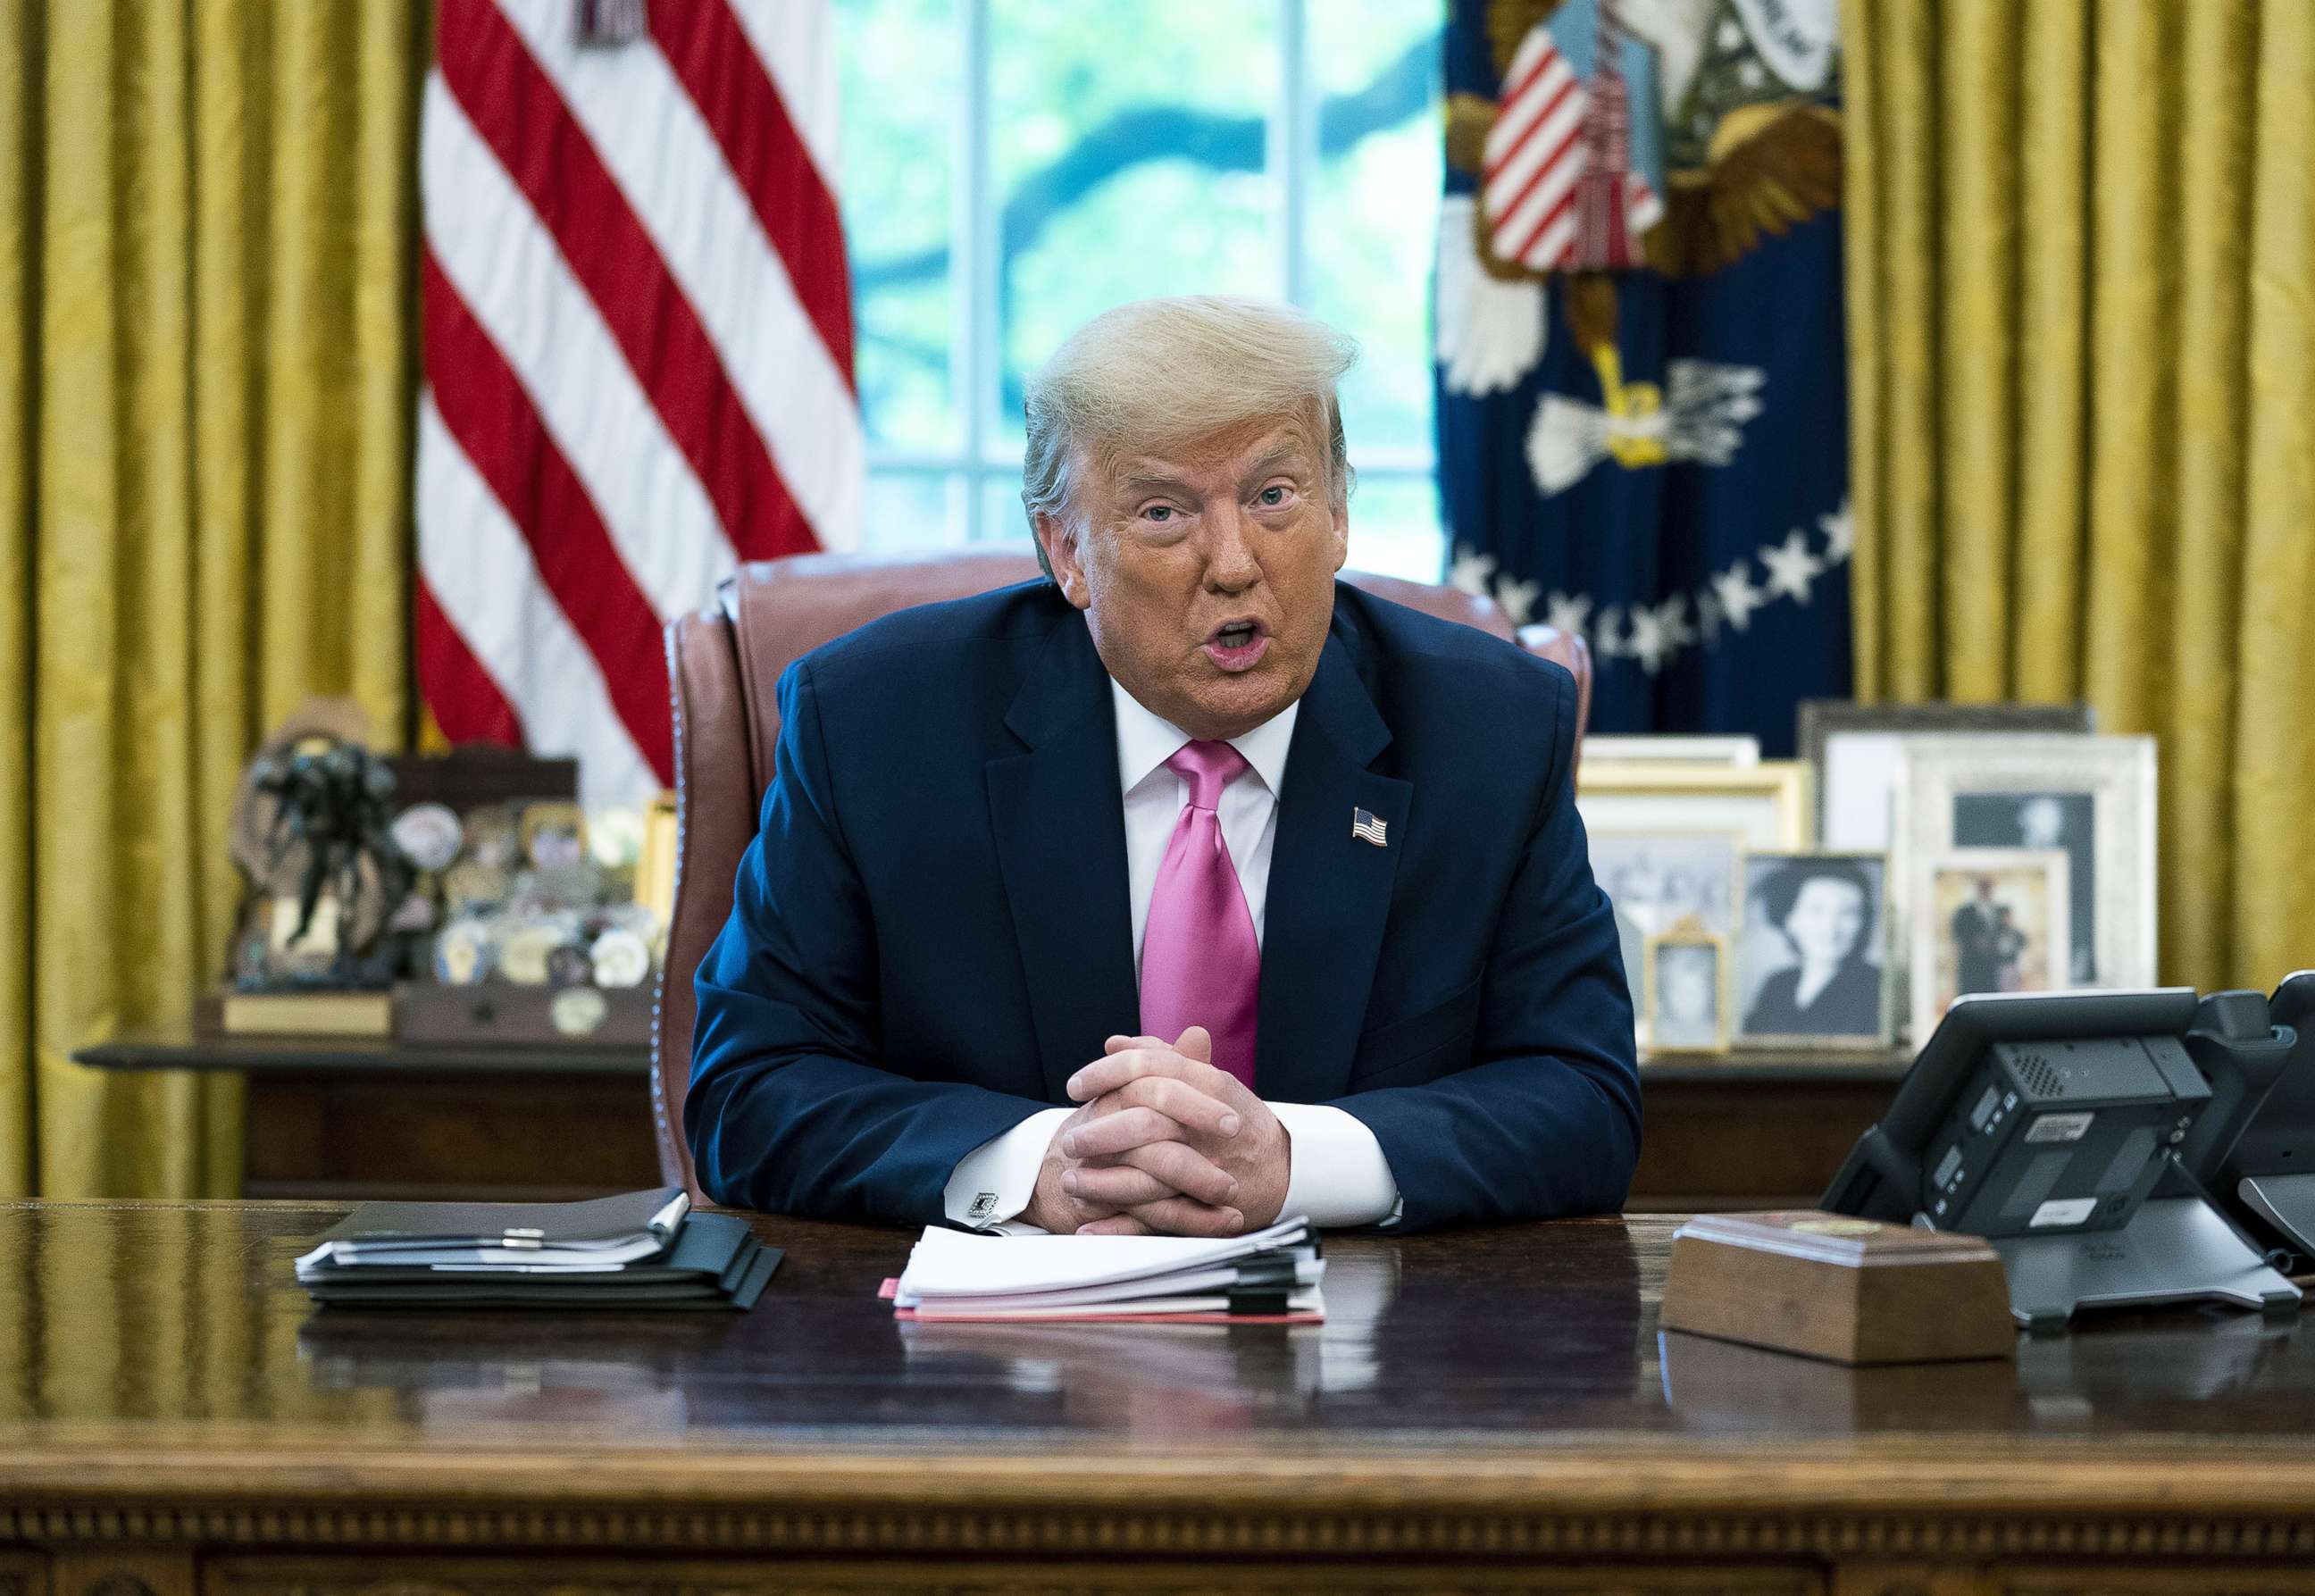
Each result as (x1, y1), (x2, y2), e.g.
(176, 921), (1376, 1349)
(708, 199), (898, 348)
(942, 679), (1403, 1232)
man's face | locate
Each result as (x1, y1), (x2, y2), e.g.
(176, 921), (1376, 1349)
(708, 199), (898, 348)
(1037, 417), (1348, 740)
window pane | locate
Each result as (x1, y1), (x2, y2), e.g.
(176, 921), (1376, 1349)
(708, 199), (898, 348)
(990, 0), (1281, 448)
(862, 471), (966, 551)
(980, 472), (1033, 546)
(1346, 473), (1446, 584)
(1308, 0), (1443, 460)
(836, 0), (958, 454)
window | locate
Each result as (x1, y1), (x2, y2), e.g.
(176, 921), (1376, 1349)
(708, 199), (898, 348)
(835, 0), (1446, 580)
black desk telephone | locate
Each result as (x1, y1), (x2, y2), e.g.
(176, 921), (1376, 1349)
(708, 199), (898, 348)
(1824, 984), (2307, 1328)
(2218, 970), (2315, 1267)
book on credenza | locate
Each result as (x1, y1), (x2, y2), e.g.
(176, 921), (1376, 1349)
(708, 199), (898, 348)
(886, 1215), (1325, 1323)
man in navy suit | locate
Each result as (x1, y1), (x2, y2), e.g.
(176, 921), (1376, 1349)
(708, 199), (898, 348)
(689, 297), (1638, 1234)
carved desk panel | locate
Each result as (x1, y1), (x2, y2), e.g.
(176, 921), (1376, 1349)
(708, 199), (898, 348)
(1, 1202), (2311, 1596)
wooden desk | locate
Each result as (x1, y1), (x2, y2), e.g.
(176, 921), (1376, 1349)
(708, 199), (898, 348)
(3, 1200), (2313, 1596)
(73, 1031), (1907, 1210)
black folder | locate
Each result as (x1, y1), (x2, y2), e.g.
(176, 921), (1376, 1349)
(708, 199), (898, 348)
(310, 1186), (689, 1258)
(296, 1199), (777, 1312)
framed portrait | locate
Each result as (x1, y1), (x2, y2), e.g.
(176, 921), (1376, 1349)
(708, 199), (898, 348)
(1587, 830), (1743, 1017)
(1576, 760), (1812, 851)
(1891, 734), (2157, 993)
(1798, 701), (2096, 850)
(1643, 923), (1730, 1056)
(1910, 848), (2072, 1044)
(1732, 850), (1895, 1050)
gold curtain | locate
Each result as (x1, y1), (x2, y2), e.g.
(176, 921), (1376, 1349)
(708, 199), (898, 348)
(1844, 0), (2315, 994)
(0, 1), (424, 1199)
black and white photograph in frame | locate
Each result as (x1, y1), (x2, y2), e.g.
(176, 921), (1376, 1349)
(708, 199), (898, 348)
(1585, 830), (1743, 1010)
(1890, 733), (2157, 995)
(1733, 851), (1893, 1049)
(1644, 929), (1728, 1055)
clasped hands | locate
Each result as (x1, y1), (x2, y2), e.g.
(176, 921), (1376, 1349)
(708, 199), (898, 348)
(1022, 1025), (1289, 1236)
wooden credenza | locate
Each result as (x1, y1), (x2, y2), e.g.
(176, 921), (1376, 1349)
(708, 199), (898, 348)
(72, 1030), (1910, 1210)
(3, 1201), (2313, 1596)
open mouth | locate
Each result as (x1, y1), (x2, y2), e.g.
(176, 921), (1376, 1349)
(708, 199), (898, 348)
(1202, 619), (1270, 672)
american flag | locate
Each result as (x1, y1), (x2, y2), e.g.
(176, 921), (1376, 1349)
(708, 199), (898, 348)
(1480, 0), (1660, 274)
(1351, 807), (1389, 848)
(416, 0), (860, 807)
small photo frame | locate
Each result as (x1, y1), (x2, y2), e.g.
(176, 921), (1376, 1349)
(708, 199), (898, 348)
(1644, 923), (1730, 1056)
(1733, 850), (1894, 1050)
(1910, 848), (2072, 1045)
(1586, 830), (1744, 1032)
(1577, 760), (1813, 850)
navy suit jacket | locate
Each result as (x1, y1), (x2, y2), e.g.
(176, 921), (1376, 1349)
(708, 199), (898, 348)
(688, 579), (1640, 1231)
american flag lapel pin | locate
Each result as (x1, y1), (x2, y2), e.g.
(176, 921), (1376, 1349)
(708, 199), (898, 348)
(1351, 806), (1388, 848)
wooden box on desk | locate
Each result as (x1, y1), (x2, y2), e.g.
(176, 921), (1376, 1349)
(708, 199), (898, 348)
(1660, 1209), (2015, 1365)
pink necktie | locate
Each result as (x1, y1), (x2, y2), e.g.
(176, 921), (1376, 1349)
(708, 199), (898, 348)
(1140, 740), (1260, 1088)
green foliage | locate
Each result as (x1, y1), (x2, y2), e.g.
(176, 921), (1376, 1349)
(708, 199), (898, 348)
(835, 0), (1446, 574)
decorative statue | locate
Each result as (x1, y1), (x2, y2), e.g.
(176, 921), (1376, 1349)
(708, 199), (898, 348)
(228, 706), (415, 990)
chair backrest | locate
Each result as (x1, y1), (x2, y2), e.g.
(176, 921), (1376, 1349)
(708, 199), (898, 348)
(651, 548), (1593, 1195)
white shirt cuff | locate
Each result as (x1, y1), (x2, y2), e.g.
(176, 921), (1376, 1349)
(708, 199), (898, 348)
(1275, 1102), (1403, 1229)
(943, 1107), (1071, 1232)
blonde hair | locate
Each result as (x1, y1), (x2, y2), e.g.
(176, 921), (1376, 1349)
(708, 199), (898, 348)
(1020, 297), (1359, 572)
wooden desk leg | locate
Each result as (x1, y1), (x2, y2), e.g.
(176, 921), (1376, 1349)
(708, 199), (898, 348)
(1834, 1563), (1993, 1596)
(47, 1550), (194, 1596)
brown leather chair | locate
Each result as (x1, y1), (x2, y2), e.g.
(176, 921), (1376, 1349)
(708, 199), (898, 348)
(651, 548), (1593, 1197)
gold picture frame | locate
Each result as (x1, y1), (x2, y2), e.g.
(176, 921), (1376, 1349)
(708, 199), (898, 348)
(1577, 759), (1813, 852)
(1642, 919), (1731, 1057)
(631, 792), (679, 930)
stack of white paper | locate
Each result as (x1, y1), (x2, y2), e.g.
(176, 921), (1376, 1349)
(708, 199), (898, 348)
(890, 1215), (1324, 1322)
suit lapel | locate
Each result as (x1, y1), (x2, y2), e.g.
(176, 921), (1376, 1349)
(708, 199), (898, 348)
(1257, 623), (1409, 1105)
(985, 614), (1139, 1104)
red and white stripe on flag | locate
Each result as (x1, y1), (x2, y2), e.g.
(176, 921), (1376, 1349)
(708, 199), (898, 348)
(1480, 1), (1662, 275)
(417, 0), (861, 808)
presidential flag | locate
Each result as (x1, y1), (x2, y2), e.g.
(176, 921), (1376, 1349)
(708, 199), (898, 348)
(1434, 0), (1850, 753)
(417, 0), (860, 807)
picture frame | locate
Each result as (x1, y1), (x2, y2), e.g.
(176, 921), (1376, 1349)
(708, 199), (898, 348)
(1910, 848), (2073, 1045)
(1586, 829), (1746, 1031)
(1891, 734), (2157, 996)
(632, 792), (679, 930)
(1576, 760), (1813, 851)
(1642, 921), (1731, 1056)
(1731, 849), (1896, 1051)
(1799, 700), (2096, 849)
(1580, 734), (1760, 767)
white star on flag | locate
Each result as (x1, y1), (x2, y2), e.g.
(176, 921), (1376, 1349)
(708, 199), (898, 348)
(1656, 593), (1696, 651)
(1592, 605), (1627, 658)
(1627, 605), (1674, 674)
(1711, 560), (1767, 631)
(1760, 531), (1826, 605)
(1543, 590), (1593, 639)
(1818, 500), (1855, 563)
(1448, 545), (1499, 597)
(1492, 574), (1541, 625)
